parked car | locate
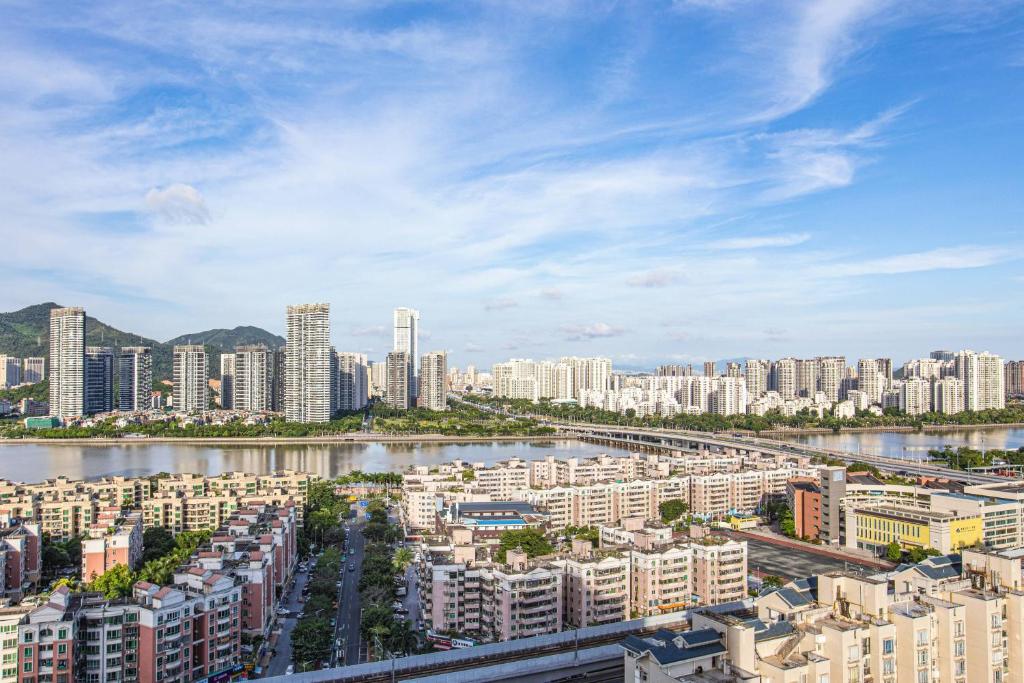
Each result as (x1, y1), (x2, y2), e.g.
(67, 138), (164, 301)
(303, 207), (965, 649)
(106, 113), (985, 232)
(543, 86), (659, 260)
(285, 665), (294, 675)
(348, 563), (355, 571)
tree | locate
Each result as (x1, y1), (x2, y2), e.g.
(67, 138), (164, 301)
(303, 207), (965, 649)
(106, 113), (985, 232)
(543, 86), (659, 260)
(291, 616), (332, 669)
(89, 564), (136, 599)
(494, 528), (553, 563)
(907, 547), (942, 564)
(885, 541), (903, 562)
(778, 509), (796, 538)
(762, 575), (784, 589)
(392, 547), (414, 573)
(658, 499), (688, 524)
(142, 526), (175, 563)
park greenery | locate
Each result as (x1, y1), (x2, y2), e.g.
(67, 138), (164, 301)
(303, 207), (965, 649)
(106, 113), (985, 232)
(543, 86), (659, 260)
(370, 400), (556, 437)
(465, 395), (1024, 434)
(0, 380), (48, 403)
(494, 527), (554, 563)
(885, 541), (942, 564)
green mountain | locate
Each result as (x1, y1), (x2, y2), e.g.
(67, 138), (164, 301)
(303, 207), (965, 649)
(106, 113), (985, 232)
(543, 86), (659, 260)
(0, 303), (284, 381)
(165, 326), (285, 354)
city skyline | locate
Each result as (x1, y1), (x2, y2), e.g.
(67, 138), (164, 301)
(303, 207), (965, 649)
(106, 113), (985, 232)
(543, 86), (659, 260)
(2, 3), (1023, 367)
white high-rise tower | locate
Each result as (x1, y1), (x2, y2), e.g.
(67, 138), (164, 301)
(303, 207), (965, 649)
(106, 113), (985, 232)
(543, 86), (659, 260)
(173, 345), (208, 413)
(49, 307), (86, 418)
(393, 307), (419, 399)
(286, 303), (332, 423)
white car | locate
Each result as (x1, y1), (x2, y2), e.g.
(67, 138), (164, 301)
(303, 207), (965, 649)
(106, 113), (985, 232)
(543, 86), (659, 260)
(285, 665), (294, 675)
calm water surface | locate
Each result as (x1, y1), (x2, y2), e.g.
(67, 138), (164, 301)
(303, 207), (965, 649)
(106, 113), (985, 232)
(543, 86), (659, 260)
(778, 426), (1024, 460)
(0, 439), (628, 482)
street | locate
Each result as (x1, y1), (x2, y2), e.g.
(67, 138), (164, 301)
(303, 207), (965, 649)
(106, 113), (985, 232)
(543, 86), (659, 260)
(264, 564), (311, 676)
(336, 517), (366, 667)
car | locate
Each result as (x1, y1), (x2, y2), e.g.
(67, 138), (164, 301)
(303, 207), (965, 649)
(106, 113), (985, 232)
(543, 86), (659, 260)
(349, 549), (355, 556)
(285, 665), (294, 675)
(348, 563), (355, 571)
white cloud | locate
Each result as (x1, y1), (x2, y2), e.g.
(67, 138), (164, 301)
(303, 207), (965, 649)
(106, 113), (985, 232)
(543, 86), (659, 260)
(707, 233), (811, 250)
(627, 270), (678, 287)
(484, 298), (519, 311)
(351, 325), (388, 337)
(144, 184), (211, 225)
(562, 323), (625, 341)
(539, 288), (564, 300)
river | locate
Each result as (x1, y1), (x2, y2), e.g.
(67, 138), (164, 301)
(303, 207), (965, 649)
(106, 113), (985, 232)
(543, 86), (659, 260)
(3, 426), (1023, 483)
(776, 426), (1024, 460)
(0, 439), (625, 482)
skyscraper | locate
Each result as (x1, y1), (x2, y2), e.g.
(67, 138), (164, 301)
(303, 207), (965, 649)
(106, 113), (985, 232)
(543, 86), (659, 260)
(393, 307), (419, 398)
(285, 304), (332, 423)
(0, 356), (21, 389)
(385, 351), (410, 409)
(817, 356), (845, 403)
(219, 353), (235, 409)
(233, 345), (273, 412)
(337, 352), (369, 411)
(703, 361), (715, 378)
(22, 357), (45, 384)
(173, 344), (209, 413)
(49, 307), (86, 418)
(85, 346), (114, 414)
(419, 351), (448, 411)
(118, 347), (152, 412)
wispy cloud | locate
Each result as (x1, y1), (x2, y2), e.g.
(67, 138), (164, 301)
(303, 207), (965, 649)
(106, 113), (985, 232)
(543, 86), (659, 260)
(819, 246), (1012, 277)
(707, 233), (811, 250)
(351, 325), (388, 337)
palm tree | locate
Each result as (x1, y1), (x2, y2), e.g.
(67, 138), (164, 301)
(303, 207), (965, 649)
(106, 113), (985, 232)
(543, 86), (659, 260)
(392, 547), (414, 574)
(387, 621), (419, 655)
(368, 624), (391, 661)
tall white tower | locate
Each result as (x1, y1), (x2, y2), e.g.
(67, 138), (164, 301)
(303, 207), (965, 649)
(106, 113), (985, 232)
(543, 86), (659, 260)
(286, 303), (332, 423)
(173, 345), (209, 413)
(393, 307), (420, 399)
(49, 307), (86, 418)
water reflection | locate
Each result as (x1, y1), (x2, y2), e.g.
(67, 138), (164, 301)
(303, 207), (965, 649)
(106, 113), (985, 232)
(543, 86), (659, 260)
(0, 439), (619, 482)
(779, 427), (1024, 460)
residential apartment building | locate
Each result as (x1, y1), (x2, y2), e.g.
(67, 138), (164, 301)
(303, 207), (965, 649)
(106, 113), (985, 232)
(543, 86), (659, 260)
(0, 357), (20, 390)
(385, 351), (411, 409)
(172, 345), (208, 413)
(285, 303), (332, 423)
(336, 352), (368, 411)
(48, 307), (86, 419)
(554, 543), (630, 628)
(232, 345), (273, 412)
(81, 511), (143, 581)
(418, 351), (448, 411)
(219, 353), (235, 409)
(23, 358), (46, 385)
(118, 347), (153, 412)
(84, 346), (114, 415)
(956, 349), (1005, 411)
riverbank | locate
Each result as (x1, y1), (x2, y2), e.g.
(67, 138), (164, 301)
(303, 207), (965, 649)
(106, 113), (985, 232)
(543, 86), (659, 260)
(758, 423), (1024, 437)
(0, 433), (577, 447)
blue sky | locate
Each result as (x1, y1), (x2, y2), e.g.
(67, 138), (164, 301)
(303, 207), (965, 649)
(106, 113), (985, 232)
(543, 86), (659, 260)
(2, 1), (1022, 370)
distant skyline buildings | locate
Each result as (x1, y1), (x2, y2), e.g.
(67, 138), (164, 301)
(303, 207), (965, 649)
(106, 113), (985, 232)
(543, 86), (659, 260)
(172, 344), (208, 413)
(393, 307), (419, 399)
(118, 346), (152, 412)
(84, 346), (114, 414)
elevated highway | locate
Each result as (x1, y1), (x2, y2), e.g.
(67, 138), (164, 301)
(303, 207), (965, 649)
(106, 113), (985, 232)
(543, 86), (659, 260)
(554, 422), (1007, 484)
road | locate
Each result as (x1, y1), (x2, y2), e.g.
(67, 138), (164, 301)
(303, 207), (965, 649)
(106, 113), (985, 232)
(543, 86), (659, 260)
(265, 562), (311, 676)
(337, 517), (366, 667)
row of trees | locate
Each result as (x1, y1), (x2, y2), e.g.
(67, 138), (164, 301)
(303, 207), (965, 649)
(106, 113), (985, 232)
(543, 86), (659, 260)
(929, 445), (1024, 471)
(359, 501), (418, 658)
(466, 395), (1024, 434)
(2, 414), (366, 439)
(291, 547), (344, 670)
